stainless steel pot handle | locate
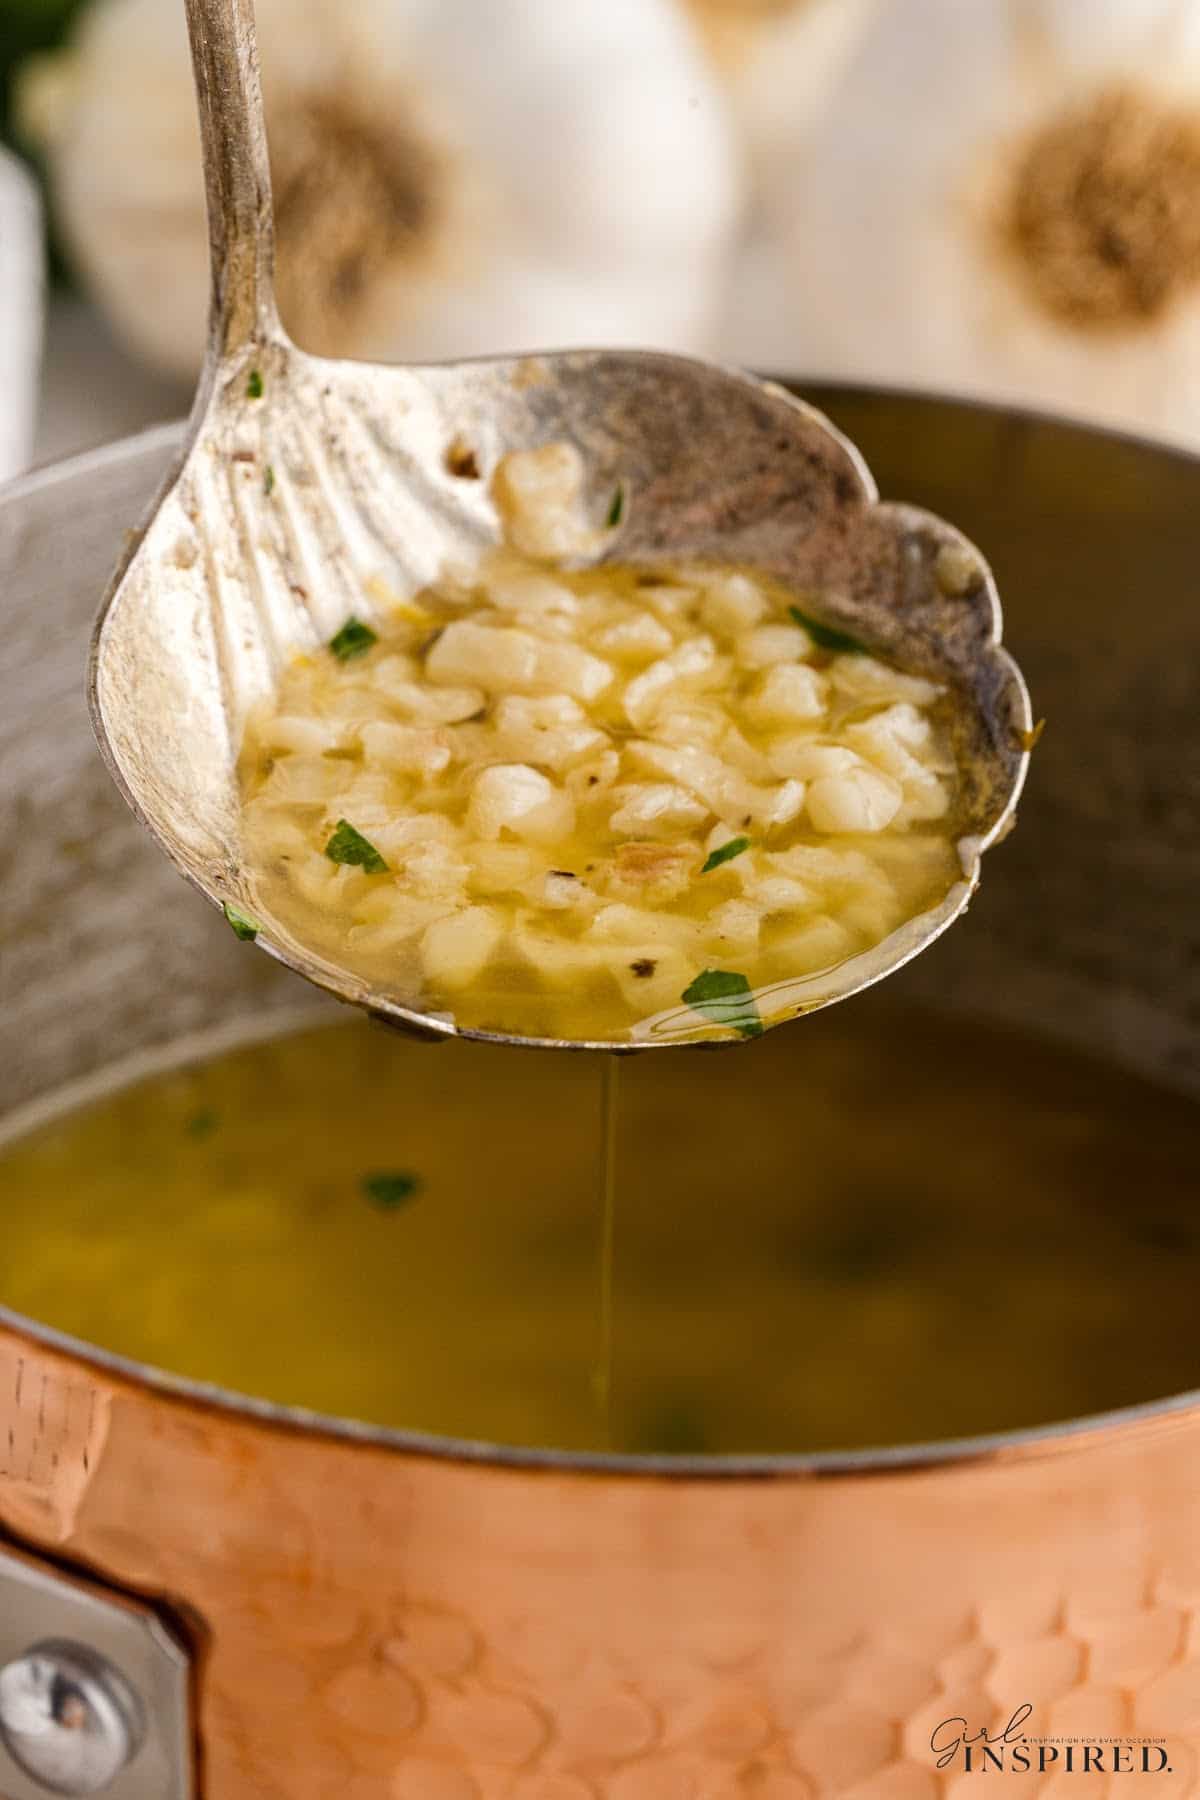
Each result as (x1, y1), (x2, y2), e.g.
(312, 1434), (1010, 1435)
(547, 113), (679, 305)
(0, 1542), (191, 1799)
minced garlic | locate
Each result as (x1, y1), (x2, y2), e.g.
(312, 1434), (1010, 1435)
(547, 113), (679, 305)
(238, 444), (965, 1043)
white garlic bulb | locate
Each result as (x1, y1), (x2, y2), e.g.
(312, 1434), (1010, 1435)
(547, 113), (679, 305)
(725, 0), (1200, 448)
(728, 0), (880, 165)
(682, 0), (805, 71)
(24, 0), (740, 378)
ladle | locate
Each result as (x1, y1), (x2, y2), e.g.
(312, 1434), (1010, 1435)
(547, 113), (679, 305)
(89, 0), (1033, 1051)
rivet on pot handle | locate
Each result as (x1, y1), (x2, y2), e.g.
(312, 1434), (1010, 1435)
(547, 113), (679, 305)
(0, 1642), (144, 1795)
(0, 1546), (191, 1800)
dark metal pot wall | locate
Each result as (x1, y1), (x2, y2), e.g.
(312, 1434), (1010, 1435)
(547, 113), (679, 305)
(1, 391), (1197, 1797)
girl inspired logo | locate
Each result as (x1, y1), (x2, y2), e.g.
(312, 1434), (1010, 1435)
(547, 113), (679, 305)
(930, 1705), (1173, 1774)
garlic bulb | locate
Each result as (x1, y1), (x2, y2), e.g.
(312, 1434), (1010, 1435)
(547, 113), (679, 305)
(701, 0), (879, 366)
(685, 0), (879, 111)
(23, 0), (739, 378)
(725, 0), (1200, 447)
(682, 0), (803, 71)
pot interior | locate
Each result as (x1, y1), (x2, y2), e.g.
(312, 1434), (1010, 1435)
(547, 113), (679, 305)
(2, 391), (1198, 1464)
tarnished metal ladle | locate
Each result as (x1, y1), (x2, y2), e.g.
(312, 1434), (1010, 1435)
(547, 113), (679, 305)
(89, 0), (1033, 1052)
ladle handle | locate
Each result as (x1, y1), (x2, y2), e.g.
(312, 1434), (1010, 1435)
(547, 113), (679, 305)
(184, 0), (281, 364)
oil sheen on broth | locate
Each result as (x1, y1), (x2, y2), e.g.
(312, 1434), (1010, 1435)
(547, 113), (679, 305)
(1, 1005), (1198, 1455)
(237, 445), (967, 1043)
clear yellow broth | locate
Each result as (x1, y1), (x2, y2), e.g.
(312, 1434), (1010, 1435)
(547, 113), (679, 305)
(0, 1006), (1197, 1455)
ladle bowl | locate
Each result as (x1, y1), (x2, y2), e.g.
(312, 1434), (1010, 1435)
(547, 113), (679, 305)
(88, 0), (1032, 1049)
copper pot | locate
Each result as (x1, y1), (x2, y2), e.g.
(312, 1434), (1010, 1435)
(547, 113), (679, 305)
(2, 388), (1198, 1799)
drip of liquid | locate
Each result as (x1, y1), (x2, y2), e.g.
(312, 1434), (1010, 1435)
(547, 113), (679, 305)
(592, 1055), (621, 1442)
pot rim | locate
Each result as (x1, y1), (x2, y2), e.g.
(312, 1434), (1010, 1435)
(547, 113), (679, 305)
(6, 401), (1200, 1484)
(7, 1296), (1200, 1482)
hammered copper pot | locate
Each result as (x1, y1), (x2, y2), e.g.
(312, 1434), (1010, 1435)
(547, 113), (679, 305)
(2, 388), (1199, 1800)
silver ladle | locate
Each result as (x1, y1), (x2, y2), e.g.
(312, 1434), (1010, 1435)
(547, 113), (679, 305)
(89, 0), (1033, 1052)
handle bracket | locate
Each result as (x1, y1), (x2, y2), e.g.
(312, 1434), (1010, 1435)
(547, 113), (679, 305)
(0, 1542), (192, 1800)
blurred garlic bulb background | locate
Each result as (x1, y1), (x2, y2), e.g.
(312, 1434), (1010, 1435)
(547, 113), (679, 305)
(682, 0), (806, 70)
(683, 0), (879, 196)
(20, 0), (740, 378)
(12, 0), (1200, 467)
(727, 0), (1200, 448)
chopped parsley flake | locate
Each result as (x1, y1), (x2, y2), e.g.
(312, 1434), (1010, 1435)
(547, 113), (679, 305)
(185, 1108), (220, 1140)
(325, 819), (389, 872)
(222, 901), (260, 941)
(606, 483), (627, 528)
(681, 969), (764, 1039)
(263, 464), (275, 497)
(362, 1170), (422, 1210)
(246, 369), (264, 399)
(789, 604), (868, 657)
(328, 617), (379, 661)
(701, 836), (751, 874)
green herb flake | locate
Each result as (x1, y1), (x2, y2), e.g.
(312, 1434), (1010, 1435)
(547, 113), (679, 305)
(263, 464), (275, 497)
(325, 818), (389, 872)
(246, 368), (264, 400)
(681, 969), (764, 1039)
(701, 835), (751, 874)
(362, 1170), (422, 1210)
(328, 616), (379, 661)
(606, 482), (626, 529)
(223, 901), (260, 942)
(185, 1108), (220, 1141)
(788, 604), (868, 657)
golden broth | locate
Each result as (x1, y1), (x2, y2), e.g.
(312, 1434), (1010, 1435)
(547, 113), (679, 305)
(0, 1008), (1196, 1455)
